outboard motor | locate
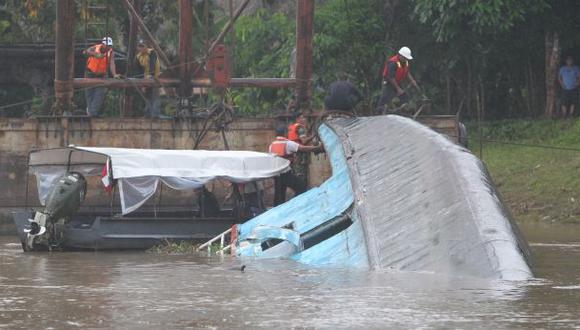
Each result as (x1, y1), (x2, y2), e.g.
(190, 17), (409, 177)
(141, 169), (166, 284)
(24, 172), (87, 251)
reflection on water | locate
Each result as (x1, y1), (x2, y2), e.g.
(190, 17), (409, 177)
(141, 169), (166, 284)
(1, 222), (580, 329)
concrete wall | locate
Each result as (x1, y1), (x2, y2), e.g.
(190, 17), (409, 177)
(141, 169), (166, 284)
(0, 117), (331, 235)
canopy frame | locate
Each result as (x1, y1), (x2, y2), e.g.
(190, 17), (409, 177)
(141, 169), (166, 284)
(24, 146), (289, 215)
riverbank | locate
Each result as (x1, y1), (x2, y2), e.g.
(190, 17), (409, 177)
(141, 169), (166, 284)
(470, 119), (580, 223)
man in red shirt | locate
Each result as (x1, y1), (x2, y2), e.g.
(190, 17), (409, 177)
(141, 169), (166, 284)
(377, 46), (421, 113)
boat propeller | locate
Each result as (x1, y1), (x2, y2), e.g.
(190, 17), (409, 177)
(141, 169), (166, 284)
(23, 216), (47, 250)
(24, 219), (46, 237)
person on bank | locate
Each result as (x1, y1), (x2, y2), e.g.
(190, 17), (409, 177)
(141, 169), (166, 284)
(135, 40), (163, 118)
(377, 46), (421, 113)
(324, 80), (362, 113)
(269, 127), (322, 206)
(84, 37), (121, 117)
(558, 55), (580, 118)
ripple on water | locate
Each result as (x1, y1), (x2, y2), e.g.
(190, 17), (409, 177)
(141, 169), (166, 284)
(552, 285), (580, 290)
(1, 235), (580, 328)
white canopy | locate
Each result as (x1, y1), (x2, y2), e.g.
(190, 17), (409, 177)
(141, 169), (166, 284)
(29, 146), (290, 214)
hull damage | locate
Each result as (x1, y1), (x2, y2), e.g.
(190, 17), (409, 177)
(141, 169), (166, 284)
(237, 115), (532, 280)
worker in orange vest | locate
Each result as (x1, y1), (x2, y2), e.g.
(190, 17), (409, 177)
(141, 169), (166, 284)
(287, 112), (314, 145)
(377, 46), (421, 113)
(287, 111), (315, 186)
(84, 37), (121, 117)
(269, 127), (322, 206)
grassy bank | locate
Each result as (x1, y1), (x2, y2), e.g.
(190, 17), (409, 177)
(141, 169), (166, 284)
(468, 119), (580, 223)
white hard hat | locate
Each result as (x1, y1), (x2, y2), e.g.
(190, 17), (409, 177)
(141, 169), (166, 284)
(102, 37), (113, 46)
(398, 46), (413, 60)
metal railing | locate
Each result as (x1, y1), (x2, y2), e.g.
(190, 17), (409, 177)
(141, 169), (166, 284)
(198, 227), (233, 255)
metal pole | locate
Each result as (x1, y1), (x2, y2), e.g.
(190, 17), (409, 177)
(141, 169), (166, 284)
(73, 77), (297, 88)
(206, 0), (250, 58)
(54, 0), (76, 115)
(477, 86), (483, 160)
(295, 0), (314, 113)
(228, 0), (235, 59)
(24, 153), (31, 210)
(121, 0), (172, 70)
(178, 0), (194, 98)
(123, 0), (141, 116)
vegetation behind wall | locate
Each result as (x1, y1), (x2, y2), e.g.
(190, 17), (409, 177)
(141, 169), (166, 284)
(1, 0), (580, 119)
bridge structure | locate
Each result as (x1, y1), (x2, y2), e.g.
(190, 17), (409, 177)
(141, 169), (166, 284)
(53, 0), (314, 115)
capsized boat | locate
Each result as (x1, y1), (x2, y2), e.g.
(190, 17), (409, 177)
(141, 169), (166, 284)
(229, 115), (533, 280)
(13, 146), (289, 251)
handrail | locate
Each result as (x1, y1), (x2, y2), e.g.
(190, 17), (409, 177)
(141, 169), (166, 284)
(198, 227), (232, 254)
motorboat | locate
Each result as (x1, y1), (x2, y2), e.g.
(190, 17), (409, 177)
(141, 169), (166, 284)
(13, 146), (289, 251)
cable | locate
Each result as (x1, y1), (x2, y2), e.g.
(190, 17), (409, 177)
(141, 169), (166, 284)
(480, 139), (580, 153)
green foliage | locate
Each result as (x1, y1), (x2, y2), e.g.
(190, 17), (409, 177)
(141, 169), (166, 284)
(230, 1), (389, 114)
(0, 0), (56, 42)
(2, 0), (580, 119)
(412, 0), (548, 42)
(147, 239), (226, 255)
(470, 119), (580, 222)
(314, 0), (385, 102)
(229, 10), (295, 114)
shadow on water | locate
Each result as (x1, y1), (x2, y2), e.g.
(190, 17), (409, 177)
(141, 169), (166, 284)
(1, 222), (580, 328)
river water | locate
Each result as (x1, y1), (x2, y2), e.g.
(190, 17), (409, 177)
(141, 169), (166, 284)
(1, 222), (580, 329)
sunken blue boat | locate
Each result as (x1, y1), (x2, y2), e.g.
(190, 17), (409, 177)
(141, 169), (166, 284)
(234, 115), (533, 280)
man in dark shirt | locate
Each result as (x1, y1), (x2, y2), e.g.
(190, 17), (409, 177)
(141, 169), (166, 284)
(324, 80), (362, 113)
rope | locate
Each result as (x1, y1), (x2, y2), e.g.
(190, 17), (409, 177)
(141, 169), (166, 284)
(479, 139), (580, 153)
(445, 132), (580, 153)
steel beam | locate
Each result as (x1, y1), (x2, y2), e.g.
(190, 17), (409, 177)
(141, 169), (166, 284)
(54, 0), (76, 115)
(178, 0), (194, 97)
(123, 0), (141, 116)
(206, 0), (250, 58)
(295, 0), (315, 113)
(73, 78), (296, 89)
(121, 0), (172, 70)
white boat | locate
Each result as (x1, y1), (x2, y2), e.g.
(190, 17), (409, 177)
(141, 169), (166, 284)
(13, 146), (289, 251)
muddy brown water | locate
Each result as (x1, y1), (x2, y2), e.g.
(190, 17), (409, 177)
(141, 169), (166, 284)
(1, 222), (580, 329)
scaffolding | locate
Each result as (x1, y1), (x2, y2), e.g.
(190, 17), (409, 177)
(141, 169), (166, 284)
(53, 0), (314, 116)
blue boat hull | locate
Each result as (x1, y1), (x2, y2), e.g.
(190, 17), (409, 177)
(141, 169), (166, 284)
(236, 115), (532, 280)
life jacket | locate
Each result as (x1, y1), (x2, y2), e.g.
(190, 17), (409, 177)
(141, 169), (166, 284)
(382, 55), (410, 83)
(269, 136), (294, 161)
(87, 44), (112, 75)
(287, 122), (304, 143)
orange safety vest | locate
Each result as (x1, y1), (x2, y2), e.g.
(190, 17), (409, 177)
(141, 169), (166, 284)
(382, 54), (410, 83)
(87, 44), (112, 75)
(287, 122), (304, 143)
(269, 136), (295, 161)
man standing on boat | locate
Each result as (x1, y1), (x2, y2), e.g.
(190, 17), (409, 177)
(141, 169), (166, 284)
(269, 127), (322, 206)
(287, 112), (315, 186)
(376, 46), (421, 113)
(287, 112), (314, 145)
